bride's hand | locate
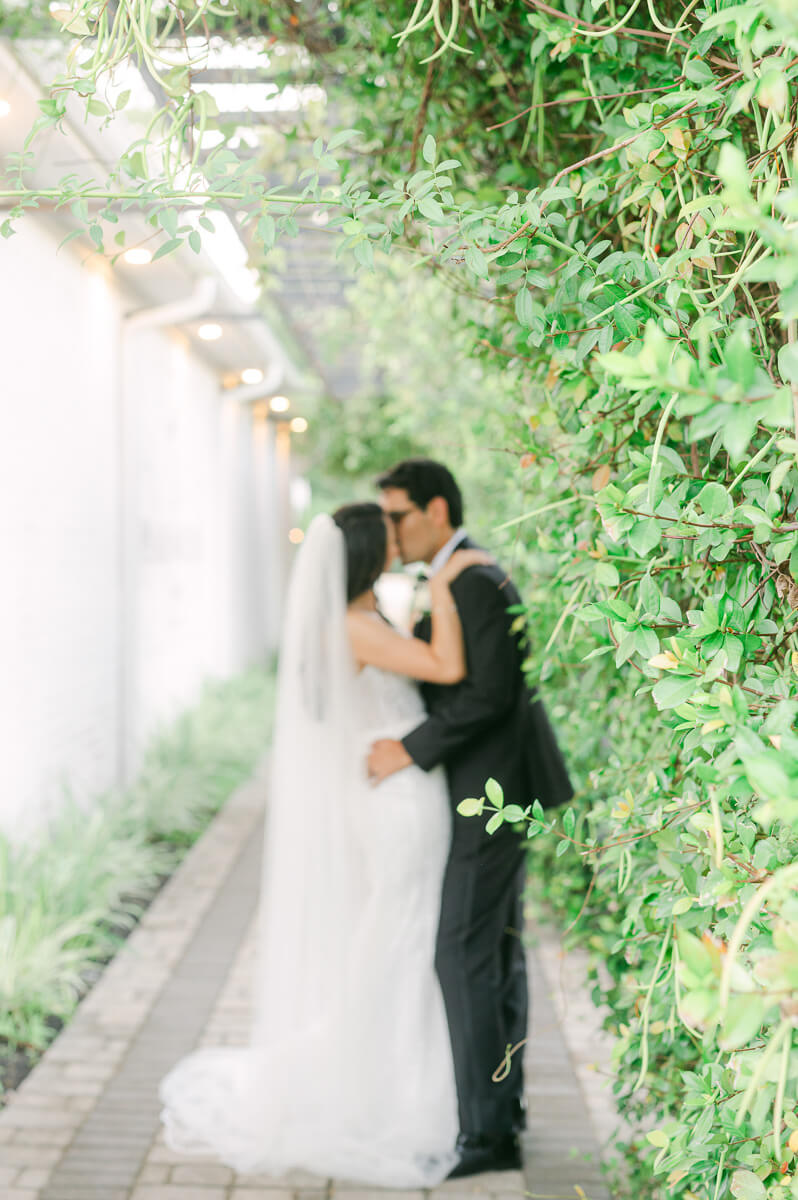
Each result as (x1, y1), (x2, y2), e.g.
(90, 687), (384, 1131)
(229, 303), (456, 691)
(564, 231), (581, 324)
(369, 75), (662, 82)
(436, 548), (493, 585)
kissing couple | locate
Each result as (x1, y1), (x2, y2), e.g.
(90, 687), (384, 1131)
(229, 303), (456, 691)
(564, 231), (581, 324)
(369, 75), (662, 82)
(160, 458), (572, 1185)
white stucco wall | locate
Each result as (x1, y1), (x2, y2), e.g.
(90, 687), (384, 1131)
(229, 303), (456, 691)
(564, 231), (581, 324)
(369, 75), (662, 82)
(0, 221), (284, 840)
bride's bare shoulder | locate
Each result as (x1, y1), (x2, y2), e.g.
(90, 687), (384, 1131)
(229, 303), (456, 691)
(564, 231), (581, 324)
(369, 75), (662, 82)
(346, 607), (382, 628)
(346, 608), (408, 655)
(346, 609), (395, 638)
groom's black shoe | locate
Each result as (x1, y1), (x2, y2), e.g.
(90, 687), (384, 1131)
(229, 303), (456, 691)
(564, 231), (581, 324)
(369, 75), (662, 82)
(447, 1132), (522, 1179)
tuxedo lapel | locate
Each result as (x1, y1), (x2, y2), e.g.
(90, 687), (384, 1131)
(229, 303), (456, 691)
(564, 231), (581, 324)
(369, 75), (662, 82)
(413, 536), (478, 642)
(414, 612), (432, 642)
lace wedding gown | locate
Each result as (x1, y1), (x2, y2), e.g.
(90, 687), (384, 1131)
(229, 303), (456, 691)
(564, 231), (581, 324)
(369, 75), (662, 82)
(159, 522), (458, 1187)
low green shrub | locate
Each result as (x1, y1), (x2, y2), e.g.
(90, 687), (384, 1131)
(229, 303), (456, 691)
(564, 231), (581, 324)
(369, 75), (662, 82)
(0, 665), (275, 1072)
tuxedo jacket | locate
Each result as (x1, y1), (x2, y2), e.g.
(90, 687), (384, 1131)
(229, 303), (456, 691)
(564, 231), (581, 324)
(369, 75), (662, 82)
(402, 540), (572, 815)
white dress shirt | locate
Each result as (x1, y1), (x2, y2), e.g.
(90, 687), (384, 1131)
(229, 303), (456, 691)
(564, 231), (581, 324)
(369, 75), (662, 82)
(428, 527), (468, 576)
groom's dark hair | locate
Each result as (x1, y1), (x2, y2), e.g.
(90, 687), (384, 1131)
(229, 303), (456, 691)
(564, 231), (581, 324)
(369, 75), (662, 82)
(332, 502), (387, 603)
(376, 459), (463, 527)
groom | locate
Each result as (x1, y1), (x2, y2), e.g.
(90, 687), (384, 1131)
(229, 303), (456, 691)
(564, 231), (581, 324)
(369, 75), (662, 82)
(368, 458), (572, 1179)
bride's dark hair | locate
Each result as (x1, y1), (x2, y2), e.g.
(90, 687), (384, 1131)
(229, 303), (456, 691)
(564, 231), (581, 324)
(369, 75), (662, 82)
(332, 502), (387, 604)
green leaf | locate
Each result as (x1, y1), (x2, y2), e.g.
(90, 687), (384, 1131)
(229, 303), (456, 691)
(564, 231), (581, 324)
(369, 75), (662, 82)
(778, 341), (798, 385)
(652, 675), (697, 709)
(465, 245), (489, 279)
(677, 930), (714, 978)
(639, 574), (660, 615)
(628, 517), (661, 556)
(152, 237), (182, 261)
(457, 797), (485, 817)
(679, 987), (715, 1025)
(723, 634), (743, 673)
(730, 1170), (766, 1200)
(727, 80), (756, 116)
(501, 805), (526, 823)
(126, 150), (147, 179)
(327, 127), (362, 150)
(418, 194), (445, 222)
(612, 304), (640, 339)
(422, 134), (437, 165)
(353, 239), (374, 268)
(57, 229), (83, 252)
(159, 207), (178, 238)
(257, 214), (276, 250)
(719, 993), (766, 1050)
(562, 808), (576, 837)
(721, 406), (758, 461)
(697, 482), (732, 519)
(741, 754), (792, 799)
(634, 627), (659, 658)
(685, 59), (715, 85)
(55, 9), (91, 33)
(660, 596), (682, 622)
(485, 812), (504, 835)
(645, 1129), (669, 1148)
(595, 561), (620, 587)
(515, 287), (534, 327)
(485, 778), (504, 807)
(717, 143), (751, 194)
(770, 460), (793, 494)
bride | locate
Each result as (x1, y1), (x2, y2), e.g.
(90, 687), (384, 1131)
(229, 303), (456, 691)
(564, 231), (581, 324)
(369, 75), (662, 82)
(159, 502), (490, 1186)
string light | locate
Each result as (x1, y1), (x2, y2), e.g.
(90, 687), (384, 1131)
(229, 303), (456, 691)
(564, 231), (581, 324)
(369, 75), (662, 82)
(197, 323), (223, 341)
(289, 417), (308, 433)
(123, 247), (152, 265)
(270, 395), (290, 413)
(241, 367), (263, 384)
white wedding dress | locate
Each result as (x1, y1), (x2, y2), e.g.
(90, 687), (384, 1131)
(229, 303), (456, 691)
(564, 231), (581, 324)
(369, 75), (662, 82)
(159, 516), (458, 1186)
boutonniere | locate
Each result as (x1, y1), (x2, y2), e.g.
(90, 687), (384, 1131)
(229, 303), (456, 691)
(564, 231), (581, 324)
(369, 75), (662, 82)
(410, 576), (431, 624)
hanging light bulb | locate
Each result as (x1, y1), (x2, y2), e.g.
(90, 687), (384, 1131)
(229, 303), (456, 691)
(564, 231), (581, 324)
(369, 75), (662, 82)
(269, 395), (290, 413)
(123, 247), (153, 265)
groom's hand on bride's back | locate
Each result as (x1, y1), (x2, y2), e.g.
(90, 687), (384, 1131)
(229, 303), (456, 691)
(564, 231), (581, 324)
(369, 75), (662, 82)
(367, 738), (413, 785)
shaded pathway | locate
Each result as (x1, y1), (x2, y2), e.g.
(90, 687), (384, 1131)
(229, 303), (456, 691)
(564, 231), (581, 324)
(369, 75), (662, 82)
(0, 767), (613, 1200)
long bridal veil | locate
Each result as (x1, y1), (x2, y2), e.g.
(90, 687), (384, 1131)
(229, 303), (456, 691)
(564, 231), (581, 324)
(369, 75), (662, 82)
(160, 516), (363, 1169)
(159, 516), (456, 1184)
(249, 513), (362, 1048)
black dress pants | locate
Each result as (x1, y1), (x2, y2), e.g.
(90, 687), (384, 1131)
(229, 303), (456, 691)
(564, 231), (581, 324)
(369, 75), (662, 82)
(434, 820), (528, 1137)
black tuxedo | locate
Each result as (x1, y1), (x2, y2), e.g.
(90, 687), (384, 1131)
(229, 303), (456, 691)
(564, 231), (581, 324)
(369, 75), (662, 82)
(402, 539), (572, 1137)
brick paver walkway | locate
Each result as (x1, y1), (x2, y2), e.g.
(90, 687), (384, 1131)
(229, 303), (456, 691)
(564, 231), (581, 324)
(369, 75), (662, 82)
(0, 765), (614, 1200)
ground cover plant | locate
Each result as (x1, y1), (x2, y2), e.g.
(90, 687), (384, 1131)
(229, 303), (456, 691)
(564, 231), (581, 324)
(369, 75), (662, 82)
(0, 666), (275, 1099)
(2, 2), (798, 1195)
